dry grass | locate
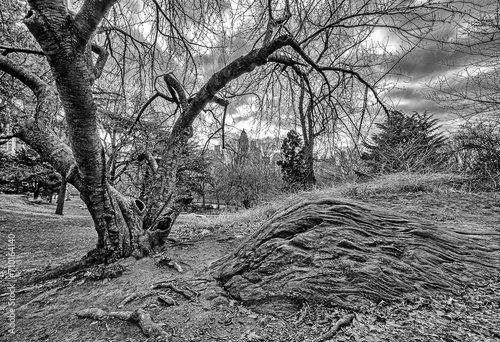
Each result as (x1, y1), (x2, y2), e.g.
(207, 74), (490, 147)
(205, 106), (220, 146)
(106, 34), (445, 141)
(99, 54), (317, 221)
(173, 172), (472, 240)
(335, 172), (470, 198)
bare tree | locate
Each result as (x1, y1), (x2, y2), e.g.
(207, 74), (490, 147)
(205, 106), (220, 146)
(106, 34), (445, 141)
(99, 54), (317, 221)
(428, 1), (500, 118)
(0, 0), (475, 263)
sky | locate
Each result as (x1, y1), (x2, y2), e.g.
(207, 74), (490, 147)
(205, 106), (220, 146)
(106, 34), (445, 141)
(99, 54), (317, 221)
(385, 39), (469, 133)
(108, 0), (493, 140)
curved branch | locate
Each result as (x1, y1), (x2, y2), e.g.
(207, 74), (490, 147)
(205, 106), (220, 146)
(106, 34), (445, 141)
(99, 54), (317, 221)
(286, 41), (390, 115)
(171, 34), (294, 139)
(0, 55), (46, 96)
(264, 0), (291, 44)
(0, 55), (81, 189)
(164, 73), (188, 110)
(138, 151), (158, 174)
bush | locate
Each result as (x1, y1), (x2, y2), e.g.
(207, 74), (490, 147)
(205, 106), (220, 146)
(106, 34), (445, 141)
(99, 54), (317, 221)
(362, 111), (447, 173)
(452, 119), (500, 186)
(211, 157), (283, 209)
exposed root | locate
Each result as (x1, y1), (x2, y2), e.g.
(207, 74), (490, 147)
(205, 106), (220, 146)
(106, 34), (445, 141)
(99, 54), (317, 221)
(151, 281), (196, 300)
(118, 293), (140, 308)
(24, 250), (101, 285)
(76, 307), (169, 340)
(85, 263), (125, 280)
(118, 291), (154, 308)
(18, 285), (64, 312)
(307, 313), (356, 342)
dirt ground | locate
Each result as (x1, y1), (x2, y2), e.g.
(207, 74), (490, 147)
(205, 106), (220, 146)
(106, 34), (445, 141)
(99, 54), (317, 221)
(0, 187), (499, 342)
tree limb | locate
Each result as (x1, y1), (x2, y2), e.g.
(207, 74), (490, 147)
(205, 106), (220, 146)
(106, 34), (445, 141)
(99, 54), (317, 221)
(307, 313), (356, 342)
(164, 73), (188, 110)
(0, 46), (45, 57)
(75, 0), (118, 46)
(138, 151), (158, 174)
(0, 55), (80, 189)
(170, 34), (294, 142)
(264, 0), (291, 44)
(0, 55), (46, 96)
(91, 43), (108, 80)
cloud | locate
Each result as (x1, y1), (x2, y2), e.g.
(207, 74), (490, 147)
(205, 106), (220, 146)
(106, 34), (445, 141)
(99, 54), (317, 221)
(395, 48), (465, 82)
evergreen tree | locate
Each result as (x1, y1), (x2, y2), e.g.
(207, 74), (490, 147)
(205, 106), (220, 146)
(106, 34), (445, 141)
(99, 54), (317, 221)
(363, 111), (447, 173)
(277, 130), (309, 190)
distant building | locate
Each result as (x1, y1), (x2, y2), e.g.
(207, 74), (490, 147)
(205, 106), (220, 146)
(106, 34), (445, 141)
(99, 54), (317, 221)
(0, 123), (24, 155)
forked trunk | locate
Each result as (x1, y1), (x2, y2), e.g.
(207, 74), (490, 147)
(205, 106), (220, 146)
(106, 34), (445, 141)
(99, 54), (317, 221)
(81, 186), (171, 262)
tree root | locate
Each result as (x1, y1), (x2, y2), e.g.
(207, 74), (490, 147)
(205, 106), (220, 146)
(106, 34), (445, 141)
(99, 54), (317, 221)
(76, 307), (169, 340)
(17, 285), (64, 312)
(26, 259), (93, 285)
(151, 281), (196, 300)
(307, 313), (356, 342)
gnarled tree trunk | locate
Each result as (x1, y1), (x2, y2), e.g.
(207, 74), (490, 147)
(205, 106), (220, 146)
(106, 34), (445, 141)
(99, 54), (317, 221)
(0, 0), (300, 263)
(214, 198), (500, 314)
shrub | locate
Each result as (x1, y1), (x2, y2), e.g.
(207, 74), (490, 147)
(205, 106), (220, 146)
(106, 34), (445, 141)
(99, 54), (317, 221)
(452, 119), (500, 186)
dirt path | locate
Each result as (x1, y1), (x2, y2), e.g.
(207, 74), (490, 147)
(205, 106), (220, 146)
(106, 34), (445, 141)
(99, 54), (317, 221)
(0, 191), (499, 342)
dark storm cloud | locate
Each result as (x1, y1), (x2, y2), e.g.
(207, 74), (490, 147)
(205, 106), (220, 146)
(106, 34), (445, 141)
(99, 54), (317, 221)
(395, 48), (465, 82)
(387, 45), (472, 131)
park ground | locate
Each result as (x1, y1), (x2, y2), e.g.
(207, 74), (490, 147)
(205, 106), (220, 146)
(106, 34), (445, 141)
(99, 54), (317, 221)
(0, 172), (499, 342)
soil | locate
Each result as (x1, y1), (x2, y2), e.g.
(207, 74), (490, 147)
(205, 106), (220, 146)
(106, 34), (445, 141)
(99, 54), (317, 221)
(0, 188), (499, 342)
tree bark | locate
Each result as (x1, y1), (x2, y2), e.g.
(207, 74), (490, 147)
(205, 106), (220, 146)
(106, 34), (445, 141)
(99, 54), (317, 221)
(12, 1), (165, 261)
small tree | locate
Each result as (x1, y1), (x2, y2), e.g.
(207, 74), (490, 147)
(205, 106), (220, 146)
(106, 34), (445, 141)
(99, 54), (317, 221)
(210, 135), (282, 209)
(362, 111), (447, 173)
(277, 130), (310, 190)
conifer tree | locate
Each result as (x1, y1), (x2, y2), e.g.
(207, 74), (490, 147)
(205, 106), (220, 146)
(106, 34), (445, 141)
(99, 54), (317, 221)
(277, 130), (309, 189)
(363, 111), (447, 173)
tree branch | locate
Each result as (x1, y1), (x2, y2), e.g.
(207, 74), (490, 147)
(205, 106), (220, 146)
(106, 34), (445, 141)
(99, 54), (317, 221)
(75, 0), (118, 45)
(163, 73), (188, 110)
(0, 46), (45, 57)
(0, 135), (14, 145)
(128, 92), (175, 134)
(286, 40), (390, 115)
(0, 55), (46, 97)
(171, 34), (294, 139)
(91, 43), (108, 80)
(138, 151), (158, 174)
(0, 55), (80, 189)
(264, 0), (291, 44)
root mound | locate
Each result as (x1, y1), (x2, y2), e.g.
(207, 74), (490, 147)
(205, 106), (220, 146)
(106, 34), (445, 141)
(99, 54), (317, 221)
(214, 198), (500, 313)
